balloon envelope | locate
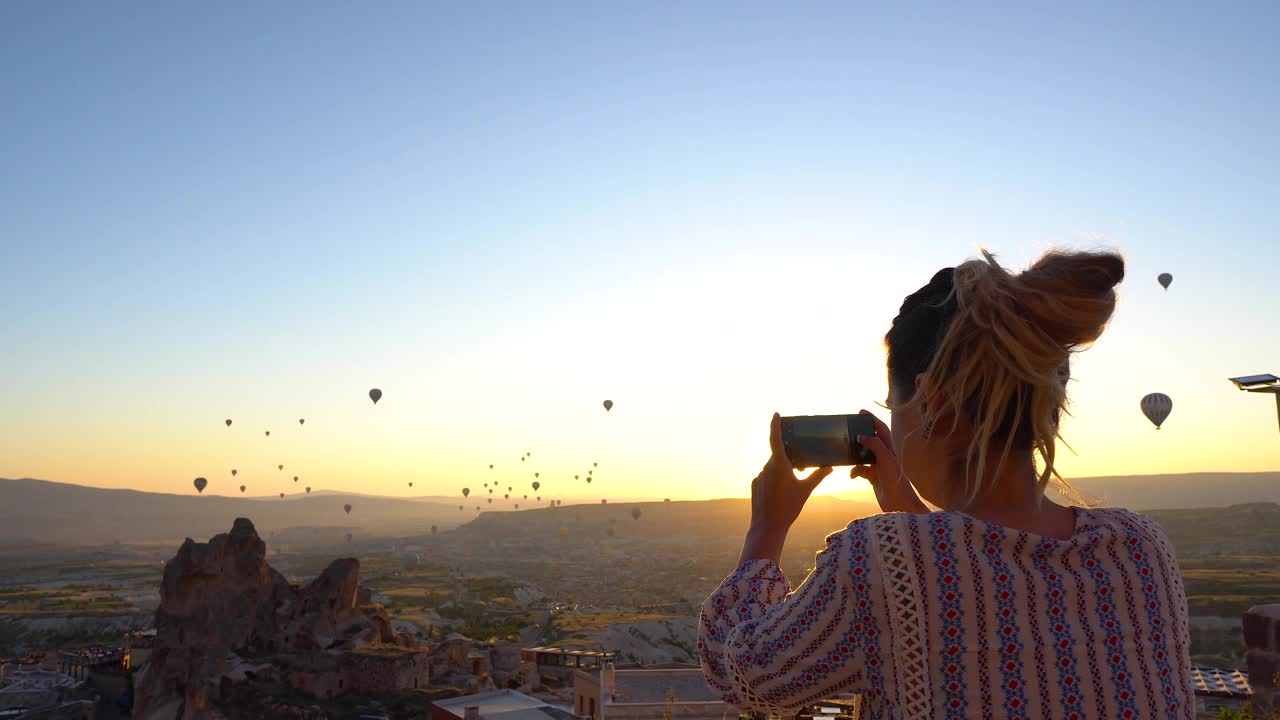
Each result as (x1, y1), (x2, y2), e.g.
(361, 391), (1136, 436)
(193, 477), (207, 493)
(239, 484), (246, 493)
(532, 481), (540, 491)
(603, 400), (613, 411)
(299, 418), (305, 425)
(265, 431), (270, 437)
(1157, 273), (1173, 290)
(231, 469), (237, 476)
(631, 508), (641, 520)
(344, 503), (352, 514)
(1140, 393), (1173, 429)
(462, 488), (470, 498)
(225, 419), (232, 427)
(306, 487), (311, 493)
(369, 388), (382, 404)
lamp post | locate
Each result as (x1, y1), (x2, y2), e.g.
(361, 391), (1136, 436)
(1228, 374), (1280, 432)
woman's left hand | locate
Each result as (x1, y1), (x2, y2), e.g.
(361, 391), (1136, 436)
(750, 413), (832, 534)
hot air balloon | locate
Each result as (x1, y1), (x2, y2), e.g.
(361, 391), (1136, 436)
(278, 465), (284, 471)
(631, 508), (641, 521)
(280, 493), (285, 498)
(532, 481), (540, 491)
(536, 496), (541, 502)
(431, 525), (438, 535)
(476, 506), (480, 511)
(193, 477), (207, 493)
(240, 485), (246, 493)
(603, 400), (613, 411)
(265, 431), (270, 437)
(504, 494), (509, 499)
(488, 498), (493, 504)
(507, 486), (512, 492)
(293, 476), (298, 482)
(601, 498), (607, 504)
(593, 462), (597, 468)
(1141, 393), (1173, 429)
(521, 457), (525, 462)
(1158, 273), (1173, 290)
(534, 472), (540, 478)
(459, 505), (464, 511)
(344, 503), (352, 514)
(299, 418), (305, 425)
(231, 469), (237, 476)
(575, 475), (579, 480)
(305, 486), (311, 494)
(664, 498), (670, 503)
(369, 388), (382, 404)
(489, 464), (494, 470)
(225, 419), (232, 427)
(346, 533), (353, 543)
(524, 494), (528, 500)
(489, 489), (493, 494)
(515, 504), (520, 509)
(462, 488), (470, 498)
(586, 478), (592, 484)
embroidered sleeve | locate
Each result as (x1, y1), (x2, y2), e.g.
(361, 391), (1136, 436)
(698, 529), (870, 713)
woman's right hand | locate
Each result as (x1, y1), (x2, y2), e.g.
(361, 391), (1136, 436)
(852, 409), (929, 514)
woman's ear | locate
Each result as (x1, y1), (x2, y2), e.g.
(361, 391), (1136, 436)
(915, 372), (950, 429)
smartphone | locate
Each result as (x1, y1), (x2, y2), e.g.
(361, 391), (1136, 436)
(780, 414), (877, 469)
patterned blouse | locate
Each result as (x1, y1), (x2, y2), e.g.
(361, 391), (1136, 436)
(699, 508), (1193, 719)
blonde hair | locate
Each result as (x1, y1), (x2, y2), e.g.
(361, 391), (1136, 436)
(890, 248), (1124, 509)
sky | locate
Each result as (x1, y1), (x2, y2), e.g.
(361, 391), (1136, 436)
(2, 2), (1277, 504)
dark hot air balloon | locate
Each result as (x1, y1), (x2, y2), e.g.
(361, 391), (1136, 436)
(305, 486), (311, 493)
(409, 482), (413, 487)
(225, 419), (232, 427)
(265, 431), (270, 437)
(601, 498), (607, 504)
(603, 400), (613, 411)
(462, 488), (470, 498)
(299, 418), (305, 425)
(293, 476), (298, 482)
(231, 469), (237, 476)
(240, 485), (246, 493)
(193, 477), (207, 493)
(536, 496), (541, 502)
(631, 507), (641, 520)
(344, 503), (352, 514)
(532, 481), (540, 491)
(1157, 273), (1173, 290)
(278, 464), (283, 471)
(279, 493), (285, 498)
(489, 464), (494, 470)
(369, 388), (382, 404)
(1141, 393), (1173, 429)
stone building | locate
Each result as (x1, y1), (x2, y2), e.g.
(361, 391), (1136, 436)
(573, 663), (732, 720)
(1245, 603), (1280, 718)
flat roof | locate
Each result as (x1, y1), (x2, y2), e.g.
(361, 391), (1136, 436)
(434, 689), (549, 716)
(1230, 374), (1280, 387)
(523, 646), (615, 657)
(610, 668), (722, 704)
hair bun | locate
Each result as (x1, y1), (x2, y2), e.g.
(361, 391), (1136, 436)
(1015, 249), (1125, 348)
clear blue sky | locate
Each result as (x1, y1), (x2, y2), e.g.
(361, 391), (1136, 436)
(2, 2), (1277, 501)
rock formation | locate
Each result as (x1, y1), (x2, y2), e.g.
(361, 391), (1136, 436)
(132, 518), (407, 720)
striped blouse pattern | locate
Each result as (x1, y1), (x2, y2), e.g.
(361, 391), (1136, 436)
(698, 508), (1193, 719)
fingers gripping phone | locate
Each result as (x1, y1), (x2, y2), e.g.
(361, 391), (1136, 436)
(781, 414), (877, 469)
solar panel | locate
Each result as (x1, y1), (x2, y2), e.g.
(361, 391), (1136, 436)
(1190, 665), (1252, 698)
(1229, 374), (1280, 388)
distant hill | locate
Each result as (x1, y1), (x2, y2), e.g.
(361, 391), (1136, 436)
(0, 478), (467, 546)
(0, 478), (880, 549)
(1065, 472), (1280, 510)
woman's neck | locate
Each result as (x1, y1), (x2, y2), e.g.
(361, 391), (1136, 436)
(952, 462), (1077, 540)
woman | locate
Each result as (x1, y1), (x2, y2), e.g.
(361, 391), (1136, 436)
(698, 249), (1191, 719)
